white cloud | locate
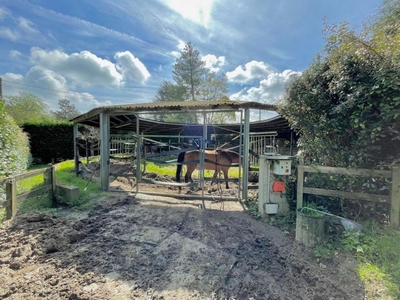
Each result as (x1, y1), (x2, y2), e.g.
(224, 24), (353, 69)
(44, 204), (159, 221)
(1, 47), (152, 112)
(226, 61), (274, 83)
(202, 54), (226, 73)
(230, 69), (301, 104)
(114, 51), (151, 84)
(25, 66), (68, 92)
(1, 70), (102, 112)
(0, 27), (19, 41)
(164, 0), (214, 26)
(17, 17), (39, 33)
(0, 7), (9, 20)
(9, 50), (22, 58)
(30, 47), (124, 87)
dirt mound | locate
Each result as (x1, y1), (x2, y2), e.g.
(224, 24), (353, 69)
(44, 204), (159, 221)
(0, 194), (364, 299)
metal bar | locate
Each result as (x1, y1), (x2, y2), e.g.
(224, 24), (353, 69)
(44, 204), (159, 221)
(136, 114), (140, 193)
(73, 123), (79, 175)
(100, 112), (110, 191)
(242, 108), (250, 201)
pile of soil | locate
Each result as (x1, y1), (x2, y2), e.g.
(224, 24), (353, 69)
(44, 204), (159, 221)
(0, 190), (364, 299)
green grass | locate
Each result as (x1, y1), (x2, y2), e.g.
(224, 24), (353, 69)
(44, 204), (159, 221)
(16, 173), (45, 194)
(313, 222), (400, 299)
(53, 160), (107, 210)
(14, 160), (107, 215)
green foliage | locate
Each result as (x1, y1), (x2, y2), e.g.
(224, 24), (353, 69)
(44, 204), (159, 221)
(268, 211), (296, 233)
(153, 42), (230, 124)
(52, 99), (81, 121)
(0, 101), (31, 177)
(314, 223), (400, 299)
(278, 1), (400, 169)
(173, 42), (207, 102)
(300, 203), (327, 217)
(21, 122), (75, 164)
(4, 92), (54, 124)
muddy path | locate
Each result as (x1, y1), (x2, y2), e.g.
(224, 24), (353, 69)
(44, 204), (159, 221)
(0, 193), (364, 299)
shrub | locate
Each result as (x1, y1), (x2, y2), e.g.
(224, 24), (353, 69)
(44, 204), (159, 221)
(0, 101), (31, 177)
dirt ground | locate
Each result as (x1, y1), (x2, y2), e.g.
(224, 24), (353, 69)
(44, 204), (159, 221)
(0, 161), (366, 300)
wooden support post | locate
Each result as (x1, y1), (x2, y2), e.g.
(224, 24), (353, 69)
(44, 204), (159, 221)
(73, 123), (80, 176)
(390, 164), (400, 227)
(296, 157), (304, 210)
(5, 179), (17, 219)
(51, 165), (56, 205)
(100, 112), (110, 191)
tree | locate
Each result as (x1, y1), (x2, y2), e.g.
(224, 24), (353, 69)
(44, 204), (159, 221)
(4, 92), (53, 124)
(52, 99), (81, 121)
(278, 0), (400, 168)
(152, 81), (188, 122)
(153, 42), (231, 124)
(172, 42), (207, 102)
(153, 80), (187, 103)
(198, 74), (234, 124)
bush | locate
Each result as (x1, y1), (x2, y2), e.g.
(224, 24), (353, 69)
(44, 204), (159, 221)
(0, 101), (31, 177)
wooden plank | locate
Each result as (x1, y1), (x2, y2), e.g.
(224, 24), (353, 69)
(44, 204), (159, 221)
(297, 164), (304, 209)
(51, 165), (56, 202)
(5, 179), (17, 219)
(390, 164), (400, 227)
(13, 167), (52, 181)
(303, 187), (390, 203)
(0, 177), (9, 185)
(17, 185), (51, 202)
(303, 165), (391, 178)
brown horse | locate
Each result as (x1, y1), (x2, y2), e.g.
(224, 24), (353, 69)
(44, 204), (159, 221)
(175, 149), (241, 189)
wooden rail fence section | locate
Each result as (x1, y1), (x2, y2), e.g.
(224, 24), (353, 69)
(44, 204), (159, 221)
(296, 160), (400, 227)
(0, 166), (55, 220)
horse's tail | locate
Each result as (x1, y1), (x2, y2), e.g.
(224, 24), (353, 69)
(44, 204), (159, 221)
(176, 151), (186, 182)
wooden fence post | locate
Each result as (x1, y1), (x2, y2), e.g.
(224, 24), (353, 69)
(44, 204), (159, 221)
(390, 164), (400, 227)
(51, 165), (56, 204)
(296, 157), (304, 210)
(5, 178), (17, 219)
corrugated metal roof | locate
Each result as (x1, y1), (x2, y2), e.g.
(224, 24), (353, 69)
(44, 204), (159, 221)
(70, 100), (293, 136)
(71, 100), (276, 123)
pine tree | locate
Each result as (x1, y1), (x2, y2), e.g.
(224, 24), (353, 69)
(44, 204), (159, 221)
(172, 42), (207, 102)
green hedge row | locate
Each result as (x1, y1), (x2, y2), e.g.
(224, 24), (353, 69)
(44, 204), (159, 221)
(21, 123), (75, 164)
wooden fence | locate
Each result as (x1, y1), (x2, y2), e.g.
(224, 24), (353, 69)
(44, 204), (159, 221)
(0, 166), (55, 221)
(297, 159), (400, 227)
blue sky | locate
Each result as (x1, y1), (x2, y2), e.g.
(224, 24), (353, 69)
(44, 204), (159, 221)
(0, 0), (382, 116)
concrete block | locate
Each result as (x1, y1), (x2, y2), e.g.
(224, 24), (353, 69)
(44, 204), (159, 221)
(55, 184), (80, 205)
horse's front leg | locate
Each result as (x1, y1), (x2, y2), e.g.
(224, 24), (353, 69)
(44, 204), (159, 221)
(223, 169), (229, 189)
(184, 172), (189, 183)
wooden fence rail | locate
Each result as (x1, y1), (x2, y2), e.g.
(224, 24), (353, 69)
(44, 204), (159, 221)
(296, 159), (400, 227)
(0, 165), (55, 221)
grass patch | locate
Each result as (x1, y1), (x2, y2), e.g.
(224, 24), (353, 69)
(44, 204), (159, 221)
(312, 222), (400, 299)
(16, 173), (45, 194)
(54, 160), (107, 210)
(5, 160), (107, 218)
